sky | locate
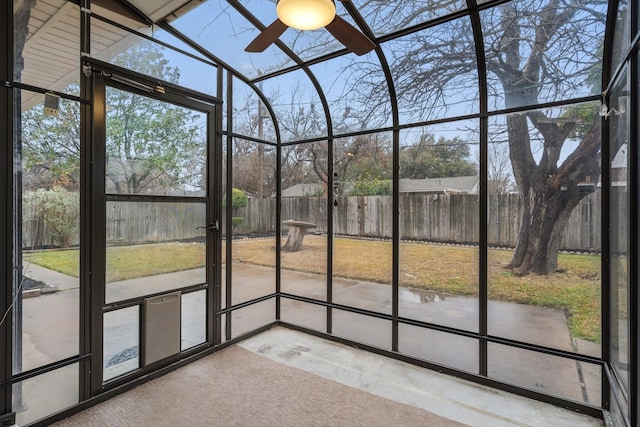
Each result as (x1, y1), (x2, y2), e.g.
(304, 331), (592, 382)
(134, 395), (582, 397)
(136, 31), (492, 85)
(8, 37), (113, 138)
(90, 0), (607, 171)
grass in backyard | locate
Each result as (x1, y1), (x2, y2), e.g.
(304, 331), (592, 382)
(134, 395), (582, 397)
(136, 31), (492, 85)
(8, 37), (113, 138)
(104, 242), (205, 281)
(25, 242), (206, 282)
(488, 252), (600, 343)
(24, 249), (79, 277)
(233, 236), (601, 343)
(25, 236), (601, 342)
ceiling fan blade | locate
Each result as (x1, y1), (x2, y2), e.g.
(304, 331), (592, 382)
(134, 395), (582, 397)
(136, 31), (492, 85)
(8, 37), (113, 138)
(245, 19), (289, 53)
(325, 15), (375, 56)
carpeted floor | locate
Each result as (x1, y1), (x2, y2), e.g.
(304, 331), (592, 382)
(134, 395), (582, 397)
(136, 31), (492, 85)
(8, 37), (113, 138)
(52, 345), (468, 427)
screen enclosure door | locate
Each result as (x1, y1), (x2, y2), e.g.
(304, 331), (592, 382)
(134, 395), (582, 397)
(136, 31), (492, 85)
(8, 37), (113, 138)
(90, 69), (220, 388)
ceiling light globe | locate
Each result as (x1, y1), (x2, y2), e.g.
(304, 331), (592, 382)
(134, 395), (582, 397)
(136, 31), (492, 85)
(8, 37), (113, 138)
(277, 0), (336, 31)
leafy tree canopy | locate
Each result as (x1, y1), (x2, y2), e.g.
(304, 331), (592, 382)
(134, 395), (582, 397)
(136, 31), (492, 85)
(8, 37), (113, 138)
(223, 188), (248, 209)
(22, 93), (81, 190)
(349, 173), (392, 196)
(22, 41), (206, 195)
(399, 134), (477, 179)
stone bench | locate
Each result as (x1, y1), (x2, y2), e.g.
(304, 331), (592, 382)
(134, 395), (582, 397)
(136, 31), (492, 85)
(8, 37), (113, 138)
(282, 219), (317, 252)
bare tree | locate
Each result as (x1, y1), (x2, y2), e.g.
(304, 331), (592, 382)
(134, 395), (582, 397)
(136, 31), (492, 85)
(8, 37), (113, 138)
(228, 87), (310, 198)
(487, 133), (516, 195)
(488, 1), (604, 275)
(348, 0), (606, 275)
(281, 143), (324, 192)
(231, 139), (277, 198)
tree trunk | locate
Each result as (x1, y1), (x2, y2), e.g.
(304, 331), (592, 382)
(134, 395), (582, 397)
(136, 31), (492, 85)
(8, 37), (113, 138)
(490, 0), (603, 276)
(283, 226), (305, 252)
(506, 113), (601, 275)
(508, 186), (583, 275)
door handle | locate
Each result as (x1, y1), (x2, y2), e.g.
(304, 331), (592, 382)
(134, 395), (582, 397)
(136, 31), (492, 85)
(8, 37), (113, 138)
(196, 221), (219, 231)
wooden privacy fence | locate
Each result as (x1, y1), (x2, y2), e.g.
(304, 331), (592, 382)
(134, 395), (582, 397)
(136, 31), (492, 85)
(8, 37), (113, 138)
(22, 191), (603, 252)
(275, 192), (602, 252)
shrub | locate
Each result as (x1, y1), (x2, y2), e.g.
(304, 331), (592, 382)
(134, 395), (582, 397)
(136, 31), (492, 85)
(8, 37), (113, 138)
(223, 188), (247, 231)
(349, 174), (392, 196)
(24, 187), (79, 248)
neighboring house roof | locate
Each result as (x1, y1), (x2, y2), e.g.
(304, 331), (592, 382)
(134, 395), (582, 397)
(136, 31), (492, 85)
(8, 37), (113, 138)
(281, 176), (480, 196)
(281, 183), (325, 197)
(399, 176), (479, 194)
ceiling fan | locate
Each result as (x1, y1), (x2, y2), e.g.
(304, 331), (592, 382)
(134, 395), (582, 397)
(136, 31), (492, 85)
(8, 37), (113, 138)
(245, 0), (376, 56)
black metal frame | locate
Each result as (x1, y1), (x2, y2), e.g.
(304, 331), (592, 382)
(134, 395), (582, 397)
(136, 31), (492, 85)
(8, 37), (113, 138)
(0, 0), (13, 418)
(467, 0), (490, 377)
(224, 71), (233, 341)
(601, 0), (618, 417)
(2, 0), (639, 425)
(600, 2), (640, 425)
(630, 7), (640, 427)
(79, 0), (93, 404)
(632, 47), (640, 427)
(209, 0), (611, 418)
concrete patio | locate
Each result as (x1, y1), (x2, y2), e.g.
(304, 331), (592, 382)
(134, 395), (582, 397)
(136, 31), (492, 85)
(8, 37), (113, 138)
(15, 261), (602, 425)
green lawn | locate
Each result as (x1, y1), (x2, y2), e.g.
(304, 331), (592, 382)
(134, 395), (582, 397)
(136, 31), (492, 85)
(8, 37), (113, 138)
(24, 242), (205, 282)
(24, 236), (601, 342)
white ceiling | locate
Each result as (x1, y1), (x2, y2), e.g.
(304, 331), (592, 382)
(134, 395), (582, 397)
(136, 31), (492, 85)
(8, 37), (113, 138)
(126, 0), (194, 23)
(19, 0), (189, 109)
